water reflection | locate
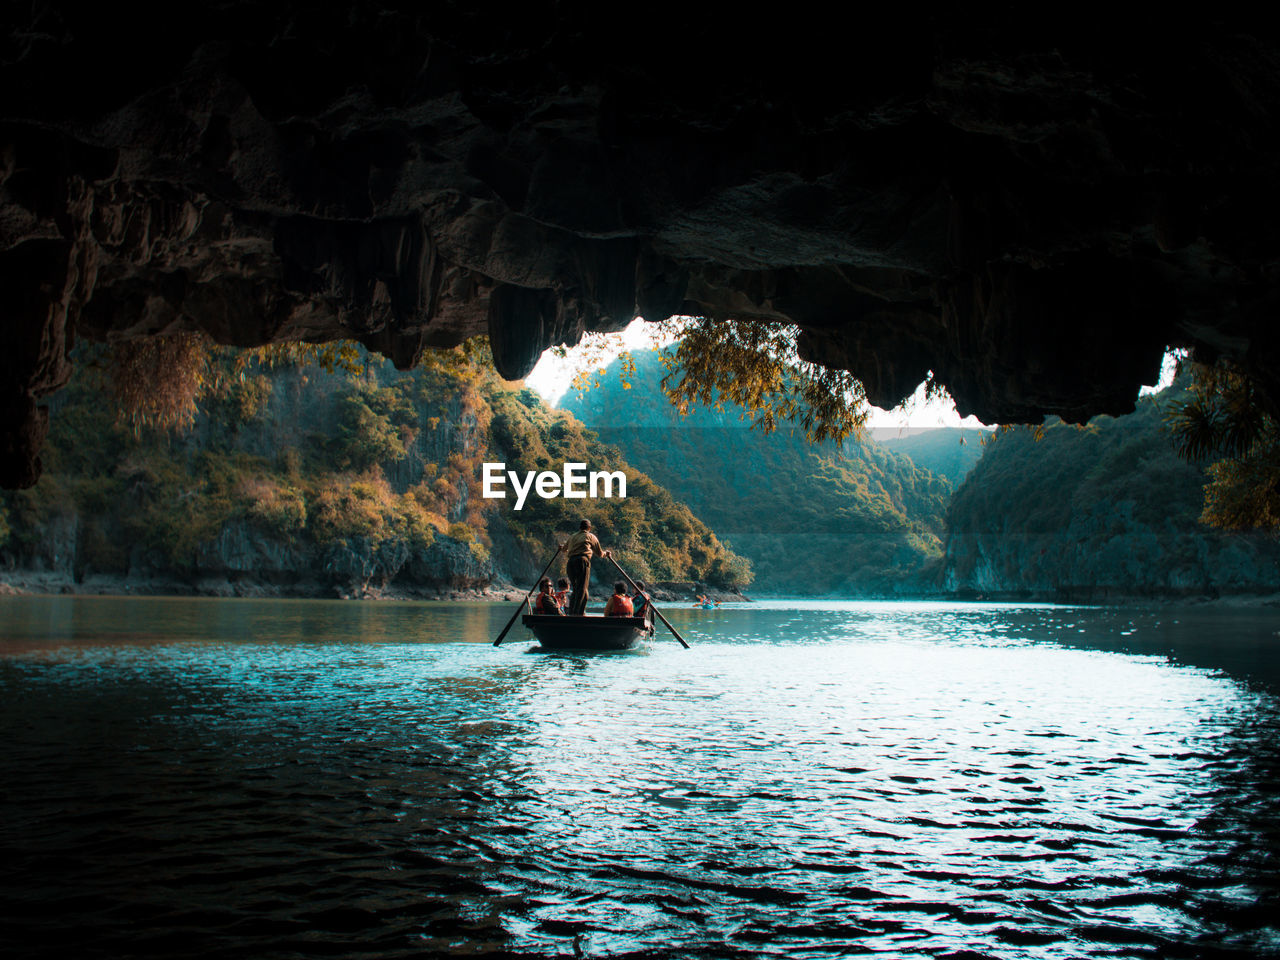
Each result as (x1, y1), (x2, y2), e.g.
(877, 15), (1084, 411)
(2, 596), (1279, 957)
(0, 595), (508, 651)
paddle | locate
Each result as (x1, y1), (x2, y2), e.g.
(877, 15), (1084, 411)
(493, 545), (563, 647)
(607, 555), (690, 649)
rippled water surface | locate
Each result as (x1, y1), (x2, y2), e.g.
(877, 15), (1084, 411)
(3, 596), (1280, 959)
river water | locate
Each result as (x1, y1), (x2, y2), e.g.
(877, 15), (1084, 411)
(2, 596), (1279, 959)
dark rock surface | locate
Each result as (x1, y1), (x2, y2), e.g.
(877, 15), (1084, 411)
(5, 5), (1280, 486)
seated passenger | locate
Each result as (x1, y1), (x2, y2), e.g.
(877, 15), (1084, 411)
(554, 577), (571, 611)
(631, 580), (651, 619)
(603, 581), (634, 617)
(534, 577), (564, 615)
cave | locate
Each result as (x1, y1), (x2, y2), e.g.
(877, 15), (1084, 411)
(3, 5), (1279, 487)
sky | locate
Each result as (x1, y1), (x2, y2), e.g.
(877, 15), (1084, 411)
(525, 319), (1188, 432)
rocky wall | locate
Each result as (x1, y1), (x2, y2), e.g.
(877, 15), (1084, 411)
(5, 6), (1280, 486)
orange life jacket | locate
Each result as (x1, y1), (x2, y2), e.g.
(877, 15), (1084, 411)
(605, 594), (634, 617)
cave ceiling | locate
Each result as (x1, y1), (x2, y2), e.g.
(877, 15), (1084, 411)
(3, 4), (1280, 486)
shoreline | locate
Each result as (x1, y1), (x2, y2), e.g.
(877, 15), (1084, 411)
(3, 571), (1278, 608)
(0, 571), (749, 605)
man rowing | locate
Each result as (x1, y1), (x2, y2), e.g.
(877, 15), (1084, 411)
(559, 519), (612, 616)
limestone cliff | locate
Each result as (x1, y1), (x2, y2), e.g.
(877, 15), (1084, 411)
(0, 347), (748, 597)
(561, 351), (950, 596)
(941, 388), (1280, 599)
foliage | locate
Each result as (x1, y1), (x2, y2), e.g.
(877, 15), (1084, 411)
(309, 473), (435, 549)
(653, 316), (871, 444)
(1167, 362), (1280, 531)
(241, 476), (307, 539)
(562, 350), (949, 595)
(1200, 456), (1280, 530)
(944, 379), (1280, 595)
(556, 331), (646, 394)
(249, 341), (368, 377)
(119, 450), (252, 565)
(332, 381), (415, 470)
(98, 334), (371, 435)
(102, 332), (213, 433)
(878, 429), (988, 485)
(3, 337), (746, 591)
(560, 316), (937, 446)
(486, 365), (751, 588)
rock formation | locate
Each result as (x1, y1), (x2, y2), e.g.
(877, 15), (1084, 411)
(4, 5), (1280, 486)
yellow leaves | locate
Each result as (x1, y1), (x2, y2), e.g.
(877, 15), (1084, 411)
(241, 475), (307, 538)
(103, 334), (373, 437)
(1200, 457), (1280, 531)
(106, 331), (212, 435)
(309, 472), (436, 547)
(1165, 359), (1280, 531)
(654, 316), (869, 444)
(250, 341), (368, 376)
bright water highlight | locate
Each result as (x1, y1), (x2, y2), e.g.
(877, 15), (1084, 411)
(2, 597), (1279, 958)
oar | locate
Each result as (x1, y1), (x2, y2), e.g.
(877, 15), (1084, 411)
(493, 546), (563, 647)
(607, 555), (690, 649)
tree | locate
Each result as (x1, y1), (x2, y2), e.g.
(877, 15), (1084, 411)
(654, 316), (872, 444)
(99, 334), (370, 434)
(1166, 362), (1280, 531)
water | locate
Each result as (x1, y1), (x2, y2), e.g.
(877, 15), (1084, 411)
(2, 596), (1279, 959)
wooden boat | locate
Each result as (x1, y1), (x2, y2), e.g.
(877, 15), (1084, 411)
(521, 613), (653, 650)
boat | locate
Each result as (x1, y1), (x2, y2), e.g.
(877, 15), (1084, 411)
(521, 613), (653, 650)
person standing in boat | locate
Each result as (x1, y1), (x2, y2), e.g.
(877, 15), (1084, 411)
(604, 582), (634, 617)
(534, 577), (564, 615)
(559, 519), (611, 616)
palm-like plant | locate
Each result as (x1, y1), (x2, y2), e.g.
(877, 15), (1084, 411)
(1167, 362), (1279, 531)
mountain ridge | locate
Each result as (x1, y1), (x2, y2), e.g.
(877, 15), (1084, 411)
(560, 351), (951, 596)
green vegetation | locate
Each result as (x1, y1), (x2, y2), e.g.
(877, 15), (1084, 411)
(1, 342), (748, 595)
(486, 386), (750, 587)
(878, 429), (987, 486)
(96, 333), (370, 435)
(11, 333), (1276, 602)
(652, 317), (872, 444)
(562, 350), (950, 595)
(945, 380), (1280, 597)
(1167, 362), (1280, 531)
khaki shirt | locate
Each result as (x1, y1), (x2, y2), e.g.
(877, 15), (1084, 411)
(563, 530), (603, 558)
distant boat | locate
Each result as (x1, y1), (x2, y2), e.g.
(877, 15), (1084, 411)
(521, 614), (653, 650)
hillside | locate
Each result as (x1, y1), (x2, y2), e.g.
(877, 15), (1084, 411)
(943, 383), (1280, 599)
(560, 351), (951, 595)
(878, 428), (987, 485)
(0, 345), (749, 598)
